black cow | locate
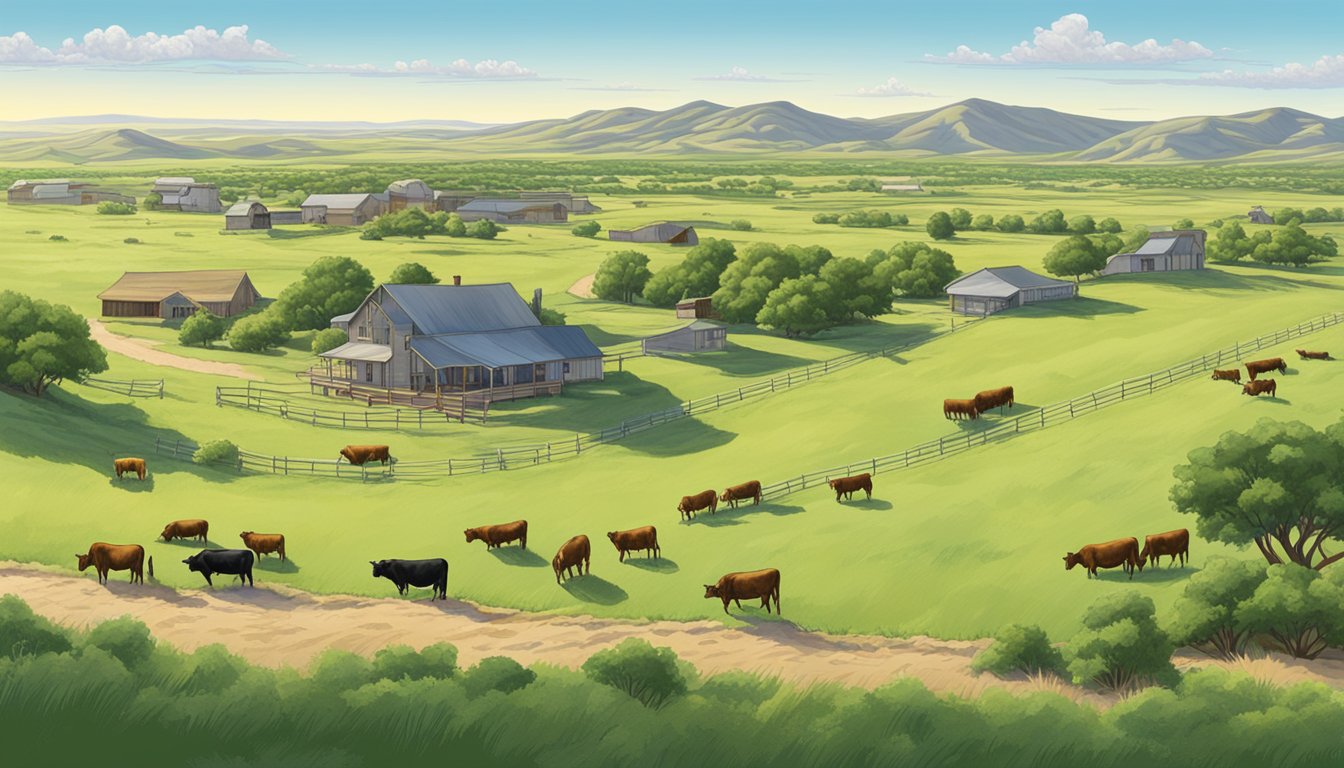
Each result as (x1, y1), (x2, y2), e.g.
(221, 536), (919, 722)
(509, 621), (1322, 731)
(370, 558), (448, 601)
(182, 549), (254, 587)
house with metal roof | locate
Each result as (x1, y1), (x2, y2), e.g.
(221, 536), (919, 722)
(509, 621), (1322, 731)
(609, 222), (698, 246)
(455, 198), (568, 224)
(1101, 230), (1206, 276)
(7, 179), (134, 207)
(98, 270), (262, 319)
(224, 201), (271, 230)
(300, 193), (383, 226)
(313, 281), (602, 408)
(944, 266), (1077, 316)
(1248, 206), (1274, 225)
(151, 177), (221, 213)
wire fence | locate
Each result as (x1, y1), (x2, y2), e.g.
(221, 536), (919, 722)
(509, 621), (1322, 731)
(79, 376), (164, 398)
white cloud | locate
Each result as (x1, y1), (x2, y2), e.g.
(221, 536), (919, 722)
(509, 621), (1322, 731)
(695, 66), (797, 82)
(0, 25), (283, 64)
(930, 14), (1212, 66)
(853, 77), (932, 97)
(1195, 54), (1344, 89)
(323, 58), (537, 78)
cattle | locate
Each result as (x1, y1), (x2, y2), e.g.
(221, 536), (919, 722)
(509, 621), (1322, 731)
(465, 520), (528, 550)
(678, 490), (717, 521)
(1139, 529), (1190, 570)
(160, 519), (209, 543)
(339, 445), (391, 466)
(239, 532), (286, 560)
(973, 386), (1015, 413)
(113, 458), (147, 481)
(1245, 357), (1287, 381)
(608, 526), (660, 562)
(1063, 538), (1141, 580)
(553, 535), (591, 583)
(1242, 379), (1277, 397)
(1210, 369), (1241, 383)
(828, 473), (872, 502)
(704, 568), (781, 615)
(76, 543), (145, 585)
(183, 549), (254, 587)
(370, 558), (448, 600)
(943, 399), (979, 421)
(719, 480), (762, 509)
(1297, 349), (1332, 360)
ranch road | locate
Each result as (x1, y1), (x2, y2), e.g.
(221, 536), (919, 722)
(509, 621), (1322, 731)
(88, 320), (261, 380)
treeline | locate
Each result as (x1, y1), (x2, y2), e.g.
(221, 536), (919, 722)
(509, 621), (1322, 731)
(360, 208), (501, 240)
(812, 210), (910, 228)
(1267, 206), (1344, 225)
(1208, 221), (1337, 266)
(924, 207), (1124, 239)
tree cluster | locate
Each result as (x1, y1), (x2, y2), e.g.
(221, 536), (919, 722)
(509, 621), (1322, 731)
(812, 210), (910, 228)
(1041, 233), (1128, 282)
(1272, 206), (1344, 225)
(0, 292), (107, 396)
(361, 208), (500, 241)
(1207, 221), (1337, 266)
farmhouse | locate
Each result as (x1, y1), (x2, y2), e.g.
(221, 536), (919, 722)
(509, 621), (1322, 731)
(151, 177), (221, 213)
(944, 266), (1077, 316)
(1248, 205), (1274, 225)
(385, 179), (434, 212)
(676, 297), (715, 319)
(98, 270), (261, 319)
(455, 199), (568, 224)
(314, 280), (603, 408)
(1101, 230), (1206, 276)
(643, 321), (727, 354)
(7, 179), (134, 206)
(224, 201), (271, 230)
(609, 222), (699, 246)
(301, 193), (382, 226)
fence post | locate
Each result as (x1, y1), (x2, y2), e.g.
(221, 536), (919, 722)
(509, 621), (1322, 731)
(576, 434), (581, 454)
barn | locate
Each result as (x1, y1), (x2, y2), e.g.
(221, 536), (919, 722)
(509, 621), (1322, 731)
(519, 191), (602, 213)
(609, 222), (698, 246)
(385, 179), (434, 212)
(1101, 230), (1206, 276)
(224, 201), (271, 230)
(676, 297), (715, 319)
(301, 193), (383, 226)
(944, 266), (1077, 316)
(152, 177), (222, 213)
(7, 179), (134, 206)
(1248, 206), (1274, 225)
(98, 270), (262, 319)
(455, 199), (568, 223)
(642, 321), (727, 354)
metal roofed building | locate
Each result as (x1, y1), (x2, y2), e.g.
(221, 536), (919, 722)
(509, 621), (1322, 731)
(8, 179), (134, 207)
(224, 201), (271, 230)
(609, 222), (699, 246)
(300, 193), (383, 226)
(454, 198), (568, 223)
(97, 270), (262, 319)
(944, 266), (1078, 316)
(1101, 230), (1206, 276)
(642, 320), (727, 354)
(152, 177), (221, 213)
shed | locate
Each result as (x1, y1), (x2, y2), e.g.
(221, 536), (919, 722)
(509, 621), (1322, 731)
(1101, 230), (1206, 276)
(455, 199), (568, 223)
(642, 321), (727, 354)
(609, 222), (698, 246)
(98, 270), (261, 319)
(944, 266), (1077, 316)
(224, 201), (271, 230)
(1248, 206), (1274, 225)
(519, 191), (602, 213)
(301, 193), (383, 226)
(676, 297), (715, 320)
(152, 177), (221, 213)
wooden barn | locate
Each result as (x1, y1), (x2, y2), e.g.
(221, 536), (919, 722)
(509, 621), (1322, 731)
(676, 297), (715, 319)
(1101, 230), (1206, 276)
(609, 222), (698, 246)
(224, 201), (271, 230)
(642, 321), (727, 354)
(301, 193), (382, 226)
(455, 199), (568, 223)
(7, 179), (133, 206)
(1248, 206), (1274, 225)
(98, 270), (261, 319)
(385, 179), (435, 212)
(152, 177), (221, 213)
(944, 266), (1077, 316)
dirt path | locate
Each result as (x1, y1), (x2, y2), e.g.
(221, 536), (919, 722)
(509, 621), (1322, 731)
(88, 320), (260, 380)
(567, 273), (595, 299)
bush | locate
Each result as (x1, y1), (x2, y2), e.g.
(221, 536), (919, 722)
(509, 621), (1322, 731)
(1173, 218), (1195, 229)
(371, 643), (458, 681)
(1236, 564), (1344, 659)
(227, 310), (290, 353)
(1027, 209), (1068, 234)
(571, 220), (602, 238)
(592, 250), (652, 304)
(177, 310), (226, 348)
(1097, 217), (1123, 234)
(461, 656), (536, 697)
(729, 219), (753, 231)
(835, 210), (906, 228)
(1165, 558), (1266, 660)
(996, 214), (1025, 233)
(539, 307), (567, 326)
(972, 624), (1065, 677)
(311, 327), (348, 355)
(1068, 214), (1096, 235)
(387, 262), (438, 285)
(948, 208), (972, 230)
(925, 211), (954, 240)
(273, 256), (375, 331)
(192, 439), (239, 466)
(84, 617), (155, 669)
(971, 213), (995, 231)
(96, 201), (137, 215)
(811, 212), (840, 224)
(1067, 592), (1176, 691)
(48, 234), (67, 242)
(0, 594), (72, 658)
(123, 237), (140, 244)
(466, 219), (500, 239)
(0, 291), (107, 396)
(755, 275), (836, 338)
(581, 638), (688, 709)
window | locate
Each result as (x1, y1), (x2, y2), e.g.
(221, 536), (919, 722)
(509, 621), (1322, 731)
(562, 361), (571, 374)
(404, 336), (410, 351)
(357, 324), (369, 340)
(364, 363), (373, 383)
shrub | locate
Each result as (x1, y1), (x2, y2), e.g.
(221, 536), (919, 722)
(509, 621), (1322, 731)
(581, 638), (688, 709)
(1173, 218), (1195, 229)
(1027, 209), (1068, 234)
(142, 192), (162, 210)
(0, 291), (107, 396)
(1165, 558), (1266, 660)
(227, 310), (290, 353)
(273, 256), (375, 331)
(592, 250), (652, 304)
(84, 617), (155, 669)
(48, 234), (67, 242)
(539, 307), (567, 326)
(755, 275), (836, 337)
(925, 211), (954, 240)
(192, 439), (239, 466)
(811, 212), (840, 224)
(972, 624), (1065, 677)
(836, 209), (906, 228)
(948, 208), (972, 230)
(466, 219), (500, 239)
(1235, 564), (1344, 659)
(0, 594), (72, 658)
(387, 262), (438, 285)
(177, 310), (226, 348)
(1097, 217), (1123, 234)
(96, 201), (137, 215)
(996, 214), (1025, 233)
(1068, 214), (1097, 235)
(729, 219), (753, 231)
(359, 230), (383, 241)
(571, 220), (602, 237)
(971, 213), (995, 231)
(311, 327), (348, 355)
(123, 237), (141, 244)
(461, 656), (536, 697)
(1067, 592), (1177, 691)
(371, 643), (458, 681)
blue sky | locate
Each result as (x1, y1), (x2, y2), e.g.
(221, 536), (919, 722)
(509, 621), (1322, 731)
(2, 0), (1342, 122)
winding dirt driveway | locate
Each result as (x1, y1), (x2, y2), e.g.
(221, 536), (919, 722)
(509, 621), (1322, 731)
(567, 273), (595, 299)
(88, 320), (260, 380)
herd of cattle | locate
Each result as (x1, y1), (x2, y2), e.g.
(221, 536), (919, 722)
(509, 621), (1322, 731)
(1064, 528), (1190, 580)
(943, 386), (1014, 421)
(1210, 351), (1331, 397)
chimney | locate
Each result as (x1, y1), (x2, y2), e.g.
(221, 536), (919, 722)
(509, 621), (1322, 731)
(532, 288), (542, 318)
(453, 275), (462, 286)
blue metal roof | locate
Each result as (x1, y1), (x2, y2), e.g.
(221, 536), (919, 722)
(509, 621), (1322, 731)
(411, 326), (601, 369)
(383, 284), (539, 335)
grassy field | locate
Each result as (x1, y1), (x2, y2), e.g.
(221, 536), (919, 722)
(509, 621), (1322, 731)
(3, 172), (1343, 640)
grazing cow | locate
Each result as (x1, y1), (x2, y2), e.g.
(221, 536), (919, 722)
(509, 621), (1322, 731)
(719, 480), (762, 509)
(239, 532), (286, 560)
(1063, 538), (1141, 580)
(1210, 369), (1241, 383)
(1245, 357), (1287, 381)
(678, 490), (718, 521)
(1297, 349), (1332, 360)
(113, 458), (147, 481)
(828, 473), (873, 502)
(370, 558), (448, 600)
(183, 549), (254, 587)
(76, 542), (145, 585)
(465, 520), (528, 550)
(339, 445), (391, 466)
(160, 519), (209, 543)
(973, 386), (1015, 413)
(1139, 529), (1190, 570)
(1242, 379), (1277, 397)
(943, 399), (979, 421)
(704, 568), (781, 616)
(553, 535), (591, 583)
(608, 526), (660, 562)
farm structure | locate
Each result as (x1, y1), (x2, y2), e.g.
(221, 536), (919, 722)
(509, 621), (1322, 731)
(454, 199), (568, 224)
(224, 201), (271, 230)
(609, 222), (699, 246)
(1248, 206), (1274, 225)
(98, 270), (262, 319)
(643, 321), (727, 354)
(676, 297), (716, 319)
(7, 179), (134, 206)
(151, 177), (221, 213)
(945, 266), (1077, 317)
(1102, 230), (1206, 276)
(301, 193), (382, 226)
(880, 183), (923, 193)
(519, 191), (602, 213)
(313, 281), (603, 409)
(383, 179), (434, 212)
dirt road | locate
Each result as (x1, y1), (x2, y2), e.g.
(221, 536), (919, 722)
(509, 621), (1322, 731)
(88, 320), (260, 380)
(567, 273), (595, 299)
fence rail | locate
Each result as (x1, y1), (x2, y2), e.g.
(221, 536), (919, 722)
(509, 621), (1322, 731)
(79, 376), (164, 398)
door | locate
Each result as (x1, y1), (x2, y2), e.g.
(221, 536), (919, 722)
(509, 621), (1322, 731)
(1141, 258), (1155, 272)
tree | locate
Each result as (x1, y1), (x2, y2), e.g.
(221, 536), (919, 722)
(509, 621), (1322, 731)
(755, 276), (837, 337)
(1027, 209), (1068, 234)
(972, 624), (1065, 677)
(787, 244), (833, 275)
(142, 192), (163, 211)
(1066, 592), (1177, 691)
(1170, 416), (1344, 570)
(1236, 564), (1344, 659)
(96, 201), (136, 215)
(466, 219), (500, 239)
(1173, 218), (1196, 230)
(819, 257), (890, 320)
(177, 310), (226, 348)
(948, 208), (973, 231)
(812, 213), (840, 224)
(387, 262), (438, 285)
(729, 219), (753, 231)
(871, 242), (961, 299)
(712, 242), (802, 323)
(643, 238), (737, 307)
(1043, 235), (1104, 282)
(273, 256), (375, 331)
(971, 213), (995, 231)
(1068, 215), (1096, 235)
(571, 220), (602, 238)
(311, 328), (348, 355)
(1097, 217), (1123, 234)
(581, 638), (688, 709)
(1208, 221), (1255, 263)
(1249, 222), (1337, 267)
(1274, 207), (1305, 225)
(926, 211), (955, 240)
(592, 250), (652, 304)
(997, 214), (1025, 233)
(1165, 558), (1266, 660)
(0, 291), (107, 396)
(846, 177), (881, 192)
(227, 310), (290, 353)
(444, 213), (467, 237)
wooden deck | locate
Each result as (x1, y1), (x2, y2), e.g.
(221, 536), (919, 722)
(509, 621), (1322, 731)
(303, 371), (563, 417)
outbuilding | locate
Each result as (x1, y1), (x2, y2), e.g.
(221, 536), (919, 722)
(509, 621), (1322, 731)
(224, 201), (271, 230)
(98, 270), (261, 319)
(609, 222), (698, 246)
(455, 199), (568, 224)
(301, 193), (383, 226)
(675, 297), (715, 319)
(1101, 230), (1206, 276)
(642, 321), (727, 354)
(1248, 206), (1274, 225)
(152, 177), (222, 213)
(7, 179), (134, 206)
(385, 179), (435, 212)
(944, 266), (1078, 316)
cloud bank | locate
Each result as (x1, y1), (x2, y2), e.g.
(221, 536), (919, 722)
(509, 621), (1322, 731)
(930, 14), (1212, 66)
(0, 25), (283, 63)
(853, 77), (932, 97)
(695, 66), (798, 82)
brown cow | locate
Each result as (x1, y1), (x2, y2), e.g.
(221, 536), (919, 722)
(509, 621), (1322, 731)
(1297, 349), (1331, 360)
(113, 458), (147, 480)
(339, 445), (391, 466)
(1139, 529), (1189, 570)
(678, 490), (717, 521)
(76, 542), (145, 585)
(973, 386), (1015, 413)
(1242, 379), (1277, 397)
(704, 568), (781, 615)
(829, 473), (872, 502)
(719, 480), (762, 509)
(160, 519), (208, 543)
(240, 531), (286, 560)
(553, 535), (590, 583)
(608, 526), (660, 562)
(1245, 357), (1287, 381)
(465, 520), (528, 550)
(943, 399), (979, 421)
(1210, 369), (1241, 383)
(1064, 538), (1141, 579)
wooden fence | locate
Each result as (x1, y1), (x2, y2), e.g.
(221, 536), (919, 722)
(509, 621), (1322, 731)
(218, 383), (484, 427)
(79, 376), (164, 398)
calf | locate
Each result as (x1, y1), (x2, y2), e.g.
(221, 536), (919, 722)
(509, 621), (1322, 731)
(553, 535), (591, 583)
(239, 532), (286, 560)
(183, 549), (254, 587)
(943, 399), (979, 421)
(1296, 349), (1331, 360)
(608, 526), (659, 562)
(719, 480), (762, 509)
(370, 558), (448, 600)
(828, 473), (872, 502)
(704, 568), (781, 615)
(160, 519), (209, 543)
(1210, 369), (1241, 383)
(1242, 379), (1277, 397)
(339, 445), (391, 466)
(1140, 529), (1189, 570)
(1245, 357), (1287, 381)
(678, 490), (717, 521)
(76, 542), (145, 585)
(973, 386), (1015, 413)
(464, 520), (528, 550)
(113, 458), (147, 481)
(1063, 538), (1140, 580)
